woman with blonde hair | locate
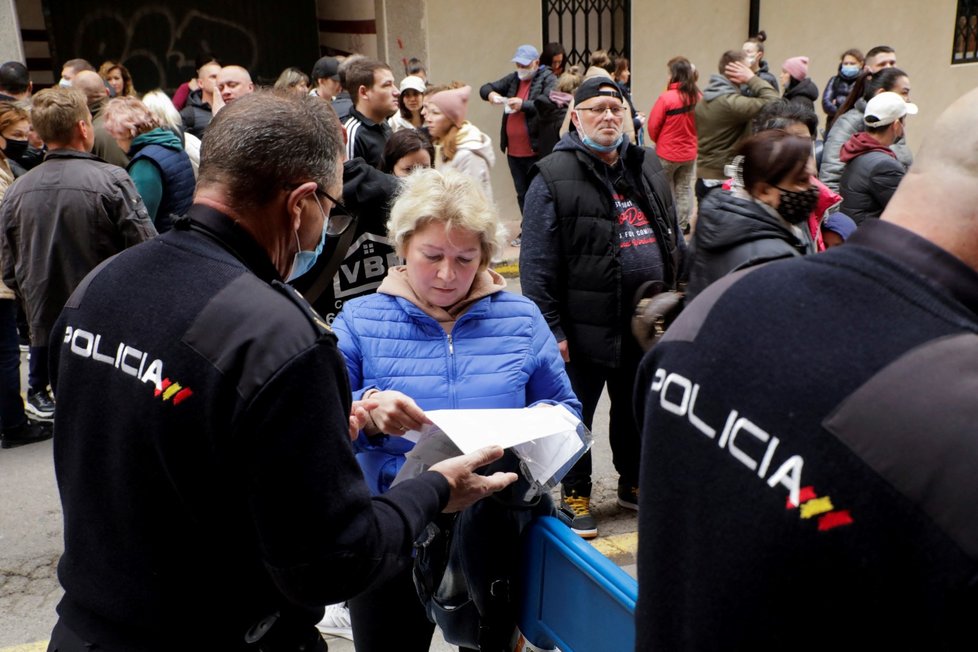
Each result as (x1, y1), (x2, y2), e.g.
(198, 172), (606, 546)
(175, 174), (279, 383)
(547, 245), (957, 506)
(273, 67), (310, 96)
(140, 89), (201, 178)
(333, 167), (579, 651)
(103, 96), (195, 231)
(98, 61), (136, 97)
(423, 84), (495, 200)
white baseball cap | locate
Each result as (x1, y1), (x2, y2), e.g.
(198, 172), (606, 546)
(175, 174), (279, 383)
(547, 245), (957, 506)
(399, 75), (426, 94)
(864, 91), (918, 127)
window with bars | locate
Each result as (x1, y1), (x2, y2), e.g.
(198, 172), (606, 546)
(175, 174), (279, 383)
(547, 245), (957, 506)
(542, 0), (630, 68)
(953, 0), (978, 63)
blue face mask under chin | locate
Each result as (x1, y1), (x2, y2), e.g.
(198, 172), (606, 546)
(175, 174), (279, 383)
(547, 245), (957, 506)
(287, 198), (329, 281)
(576, 114), (623, 153)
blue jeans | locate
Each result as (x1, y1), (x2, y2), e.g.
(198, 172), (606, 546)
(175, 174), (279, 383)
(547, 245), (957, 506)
(0, 299), (27, 431)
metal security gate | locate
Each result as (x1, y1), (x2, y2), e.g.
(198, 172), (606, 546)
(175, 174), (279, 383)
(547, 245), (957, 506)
(542, 0), (630, 68)
(953, 0), (978, 64)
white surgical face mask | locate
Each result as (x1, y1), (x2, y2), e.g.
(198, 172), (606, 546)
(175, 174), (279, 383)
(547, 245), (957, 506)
(574, 112), (624, 153)
(517, 67), (535, 81)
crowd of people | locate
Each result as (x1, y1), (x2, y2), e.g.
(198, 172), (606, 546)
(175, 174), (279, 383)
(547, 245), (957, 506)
(0, 28), (973, 652)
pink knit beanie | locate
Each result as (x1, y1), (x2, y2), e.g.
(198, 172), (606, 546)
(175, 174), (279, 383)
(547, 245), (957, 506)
(429, 85), (470, 128)
(782, 56), (809, 81)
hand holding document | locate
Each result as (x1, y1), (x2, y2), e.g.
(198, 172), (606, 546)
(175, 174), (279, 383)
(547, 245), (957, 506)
(396, 405), (592, 496)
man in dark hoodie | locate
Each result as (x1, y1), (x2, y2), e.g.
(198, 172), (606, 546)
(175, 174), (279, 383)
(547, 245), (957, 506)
(839, 91), (917, 224)
(520, 78), (685, 539)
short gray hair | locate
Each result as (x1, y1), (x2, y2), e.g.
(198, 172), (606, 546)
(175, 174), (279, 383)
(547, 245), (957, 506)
(198, 91), (344, 207)
(388, 168), (506, 267)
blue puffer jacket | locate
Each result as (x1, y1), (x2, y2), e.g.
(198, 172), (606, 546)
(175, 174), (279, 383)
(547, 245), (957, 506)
(332, 280), (582, 495)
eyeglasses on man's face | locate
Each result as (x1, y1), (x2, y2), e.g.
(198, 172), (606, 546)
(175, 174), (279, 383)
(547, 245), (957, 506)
(315, 187), (357, 237)
(576, 104), (626, 117)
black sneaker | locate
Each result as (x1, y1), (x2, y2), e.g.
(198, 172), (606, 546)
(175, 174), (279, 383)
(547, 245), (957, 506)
(1, 420), (53, 449)
(25, 389), (55, 421)
(617, 482), (639, 511)
(559, 489), (598, 539)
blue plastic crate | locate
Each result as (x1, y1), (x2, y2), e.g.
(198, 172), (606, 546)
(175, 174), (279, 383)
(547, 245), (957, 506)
(519, 516), (637, 651)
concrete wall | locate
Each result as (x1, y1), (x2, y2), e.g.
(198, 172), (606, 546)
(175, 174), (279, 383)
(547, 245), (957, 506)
(425, 0), (540, 226)
(0, 0), (23, 64)
(628, 1), (747, 127)
(317, 0), (378, 58)
(758, 1), (977, 152)
(420, 0), (976, 175)
(375, 0), (427, 78)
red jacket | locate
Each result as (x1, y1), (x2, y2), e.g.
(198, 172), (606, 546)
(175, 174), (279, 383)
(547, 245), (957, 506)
(647, 83), (699, 162)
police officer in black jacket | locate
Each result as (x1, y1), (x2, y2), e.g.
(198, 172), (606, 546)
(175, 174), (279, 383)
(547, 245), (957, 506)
(47, 91), (515, 652)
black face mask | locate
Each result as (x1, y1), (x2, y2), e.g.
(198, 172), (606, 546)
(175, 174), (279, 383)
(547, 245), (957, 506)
(3, 138), (28, 161)
(775, 186), (819, 224)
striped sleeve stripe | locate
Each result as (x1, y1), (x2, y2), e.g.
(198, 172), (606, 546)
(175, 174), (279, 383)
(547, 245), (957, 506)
(343, 116), (360, 160)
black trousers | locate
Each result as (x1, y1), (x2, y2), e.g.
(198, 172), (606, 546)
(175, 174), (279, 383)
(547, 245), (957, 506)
(48, 617), (327, 652)
(561, 346), (642, 496)
(349, 563), (435, 651)
(506, 155), (538, 214)
(28, 344), (49, 393)
(0, 299), (27, 431)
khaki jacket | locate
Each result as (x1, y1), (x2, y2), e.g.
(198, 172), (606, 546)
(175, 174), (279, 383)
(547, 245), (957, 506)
(695, 75), (778, 179)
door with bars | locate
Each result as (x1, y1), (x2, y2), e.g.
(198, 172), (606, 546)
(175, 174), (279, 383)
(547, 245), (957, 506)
(542, 0), (631, 69)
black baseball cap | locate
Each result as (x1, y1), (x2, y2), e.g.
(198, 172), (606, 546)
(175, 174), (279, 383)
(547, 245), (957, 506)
(311, 56), (339, 82)
(574, 77), (622, 105)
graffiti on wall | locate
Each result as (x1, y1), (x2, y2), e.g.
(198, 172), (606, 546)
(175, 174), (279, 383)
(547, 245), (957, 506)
(46, 0), (318, 90)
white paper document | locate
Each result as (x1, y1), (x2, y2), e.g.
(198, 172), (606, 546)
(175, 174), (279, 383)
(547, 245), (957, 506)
(417, 405), (582, 454)
(395, 405), (590, 493)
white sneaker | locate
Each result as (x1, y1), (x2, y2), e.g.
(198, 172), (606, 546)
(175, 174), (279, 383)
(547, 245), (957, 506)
(316, 602), (353, 641)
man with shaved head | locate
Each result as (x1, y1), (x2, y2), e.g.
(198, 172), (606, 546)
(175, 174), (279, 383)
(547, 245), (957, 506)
(217, 65), (255, 107)
(71, 69), (128, 166)
(634, 86), (978, 651)
(179, 60), (221, 139)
